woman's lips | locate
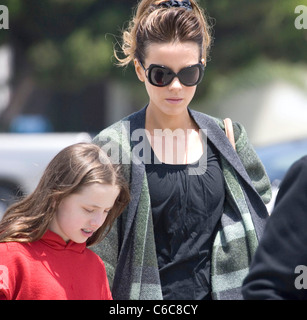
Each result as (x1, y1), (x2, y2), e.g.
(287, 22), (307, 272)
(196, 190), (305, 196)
(166, 98), (183, 104)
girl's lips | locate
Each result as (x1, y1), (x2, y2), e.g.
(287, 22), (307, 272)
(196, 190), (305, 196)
(81, 229), (94, 238)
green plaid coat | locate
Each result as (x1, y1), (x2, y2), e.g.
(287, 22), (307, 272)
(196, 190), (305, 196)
(92, 106), (271, 300)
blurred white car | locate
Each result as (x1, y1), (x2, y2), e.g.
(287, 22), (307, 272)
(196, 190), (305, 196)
(256, 138), (307, 213)
(0, 132), (91, 219)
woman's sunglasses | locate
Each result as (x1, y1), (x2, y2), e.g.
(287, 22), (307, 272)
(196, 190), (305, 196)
(139, 61), (205, 87)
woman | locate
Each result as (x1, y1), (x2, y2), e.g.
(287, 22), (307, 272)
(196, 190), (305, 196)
(92, 0), (271, 300)
(0, 143), (130, 300)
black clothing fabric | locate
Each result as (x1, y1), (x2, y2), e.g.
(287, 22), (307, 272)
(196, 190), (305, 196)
(242, 155), (307, 300)
(146, 140), (225, 299)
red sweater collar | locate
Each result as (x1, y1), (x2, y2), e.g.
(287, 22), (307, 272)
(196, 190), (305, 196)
(40, 230), (86, 253)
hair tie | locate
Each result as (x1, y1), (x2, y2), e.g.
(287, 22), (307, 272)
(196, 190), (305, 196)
(158, 0), (192, 11)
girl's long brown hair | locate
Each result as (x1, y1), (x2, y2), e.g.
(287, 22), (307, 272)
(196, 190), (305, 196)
(0, 143), (130, 247)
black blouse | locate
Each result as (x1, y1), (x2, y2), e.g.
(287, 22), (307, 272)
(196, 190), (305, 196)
(145, 139), (225, 300)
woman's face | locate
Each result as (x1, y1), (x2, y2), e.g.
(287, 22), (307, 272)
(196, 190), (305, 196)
(135, 41), (202, 118)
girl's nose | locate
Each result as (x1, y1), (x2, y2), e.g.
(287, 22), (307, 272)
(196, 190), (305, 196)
(90, 212), (106, 228)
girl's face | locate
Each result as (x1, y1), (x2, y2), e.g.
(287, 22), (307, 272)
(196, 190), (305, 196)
(49, 183), (120, 243)
(135, 41), (202, 118)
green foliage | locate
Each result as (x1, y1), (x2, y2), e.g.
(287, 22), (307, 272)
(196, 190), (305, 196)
(205, 58), (307, 101)
(1, 0), (133, 89)
(28, 28), (113, 89)
(1, 0), (306, 93)
(202, 0), (307, 72)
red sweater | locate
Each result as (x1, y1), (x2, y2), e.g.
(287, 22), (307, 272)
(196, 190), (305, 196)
(0, 230), (112, 300)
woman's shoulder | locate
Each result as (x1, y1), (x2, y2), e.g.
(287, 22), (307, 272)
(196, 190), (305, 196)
(97, 107), (146, 132)
(93, 110), (140, 139)
(189, 108), (239, 129)
(189, 108), (219, 122)
(93, 107), (147, 152)
(189, 109), (246, 143)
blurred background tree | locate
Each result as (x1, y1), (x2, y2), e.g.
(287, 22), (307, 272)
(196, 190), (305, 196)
(0, 0), (306, 134)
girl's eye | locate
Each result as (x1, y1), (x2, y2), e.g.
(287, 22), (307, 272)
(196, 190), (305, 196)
(84, 208), (94, 213)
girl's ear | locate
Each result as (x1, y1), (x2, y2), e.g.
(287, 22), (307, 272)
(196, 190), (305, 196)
(50, 198), (58, 212)
(134, 59), (145, 83)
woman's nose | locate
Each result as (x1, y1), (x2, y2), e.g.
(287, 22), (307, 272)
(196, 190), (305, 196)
(169, 77), (182, 90)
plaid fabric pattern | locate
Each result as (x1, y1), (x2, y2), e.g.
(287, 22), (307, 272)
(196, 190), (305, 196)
(92, 107), (271, 300)
(211, 158), (259, 299)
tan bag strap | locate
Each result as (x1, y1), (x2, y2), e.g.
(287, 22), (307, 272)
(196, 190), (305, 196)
(223, 118), (236, 151)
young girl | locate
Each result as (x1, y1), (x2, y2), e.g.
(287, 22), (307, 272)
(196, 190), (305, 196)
(0, 143), (129, 300)
(92, 0), (272, 300)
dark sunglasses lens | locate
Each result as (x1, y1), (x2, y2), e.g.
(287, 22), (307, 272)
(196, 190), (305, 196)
(179, 66), (201, 86)
(150, 67), (173, 86)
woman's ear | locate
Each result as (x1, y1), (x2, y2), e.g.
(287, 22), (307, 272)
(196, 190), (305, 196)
(134, 59), (145, 83)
